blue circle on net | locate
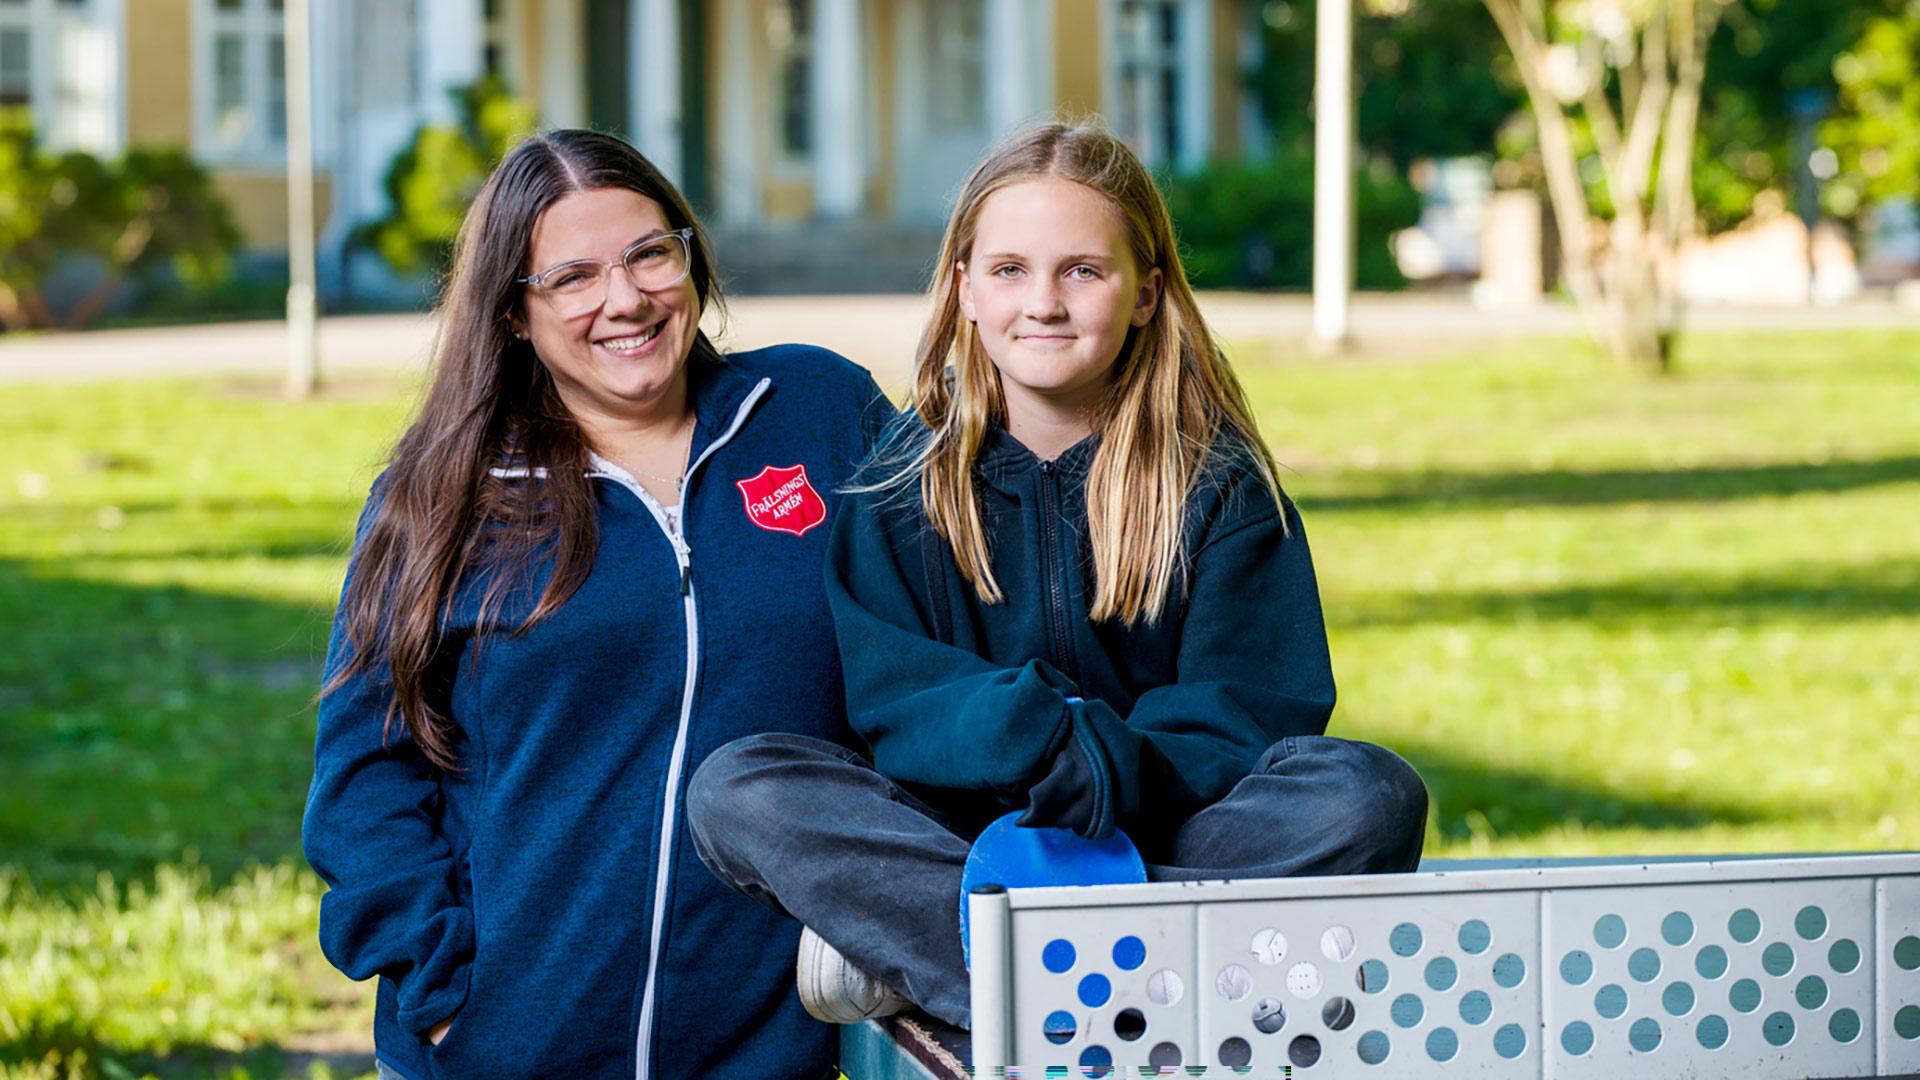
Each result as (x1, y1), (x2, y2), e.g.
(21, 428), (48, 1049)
(1112, 935), (1147, 971)
(1459, 990), (1492, 1025)
(1628, 947), (1662, 982)
(1078, 1044), (1113, 1075)
(1425, 956), (1458, 991)
(1079, 973), (1112, 1008)
(1426, 1027), (1459, 1062)
(1763, 1010), (1795, 1047)
(1356, 1030), (1390, 1065)
(1492, 952), (1526, 988)
(1696, 944), (1729, 979)
(1796, 975), (1828, 1009)
(1560, 950), (1594, 985)
(1830, 1008), (1862, 1044)
(1390, 993), (1424, 1028)
(1494, 1023), (1527, 1059)
(1044, 1010), (1077, 1045)
(1594, 983), (1629, 1020)
(1663, 981), (1695, 1016)
(1044, 939), (1078, 974)
(1357, 958), (1390, 994)
(1697, 1013), (1730, 1050)
(1593, 914), (1628, 949)
(1662, 911), (1694, 946)
(1829, 938), (1861, 974)
(1390, 922), (1423, 957)
(1629, 1018), (1663, 1052)
(1458, 919), (1492, 955)
(1762, 942), (1795, 977)
(1730, 978), (1763, 1013)
(1561, 1021), (1595, 1056)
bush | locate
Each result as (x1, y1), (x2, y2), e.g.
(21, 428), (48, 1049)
(1161, 146), (1420, 290)
(361, 76), (536, 277)
(0, 110), (240, 331)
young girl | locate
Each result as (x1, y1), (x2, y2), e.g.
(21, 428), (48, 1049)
(686, 123), (1427, 1033)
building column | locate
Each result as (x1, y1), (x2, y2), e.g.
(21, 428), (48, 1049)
(540, 0), (587, 127)
(1176, 0), (1212, 171)
(715, 0), (759, 224)
(811, 0), (864, 217)
(419, 0), (485, 123)
(629, 0), (682, 180)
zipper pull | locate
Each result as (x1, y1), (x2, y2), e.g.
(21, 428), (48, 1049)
(679, 563), (691, 596)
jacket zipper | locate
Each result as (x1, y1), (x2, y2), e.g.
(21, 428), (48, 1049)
(592, 379), (771, 1080)
(1038, 461), (1075, 681)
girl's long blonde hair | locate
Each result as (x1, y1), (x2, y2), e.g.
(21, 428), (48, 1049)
(910, 121), (1282, 625)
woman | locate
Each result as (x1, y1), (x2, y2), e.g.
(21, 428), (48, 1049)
(302, 130), (885, 1080)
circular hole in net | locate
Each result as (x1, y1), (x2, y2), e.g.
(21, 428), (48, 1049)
(1628, 947), (1662, 983)
(1729, 908), (1762, 944)
(1695, 944), (1729, 980)
(1322, 996), (1356, 1032)
(1389, 922), (1423, 958)
(1079, 973), (1112, 1008)
(1494, 1022), (1527, 1059)
(1218, 1037), (1253, 1068)
(1560, 949), (1594, 985)
(1595, 983), (1629, 1020)
(1492, 952), (1526, 988)
(1321, 924), (1356, 962)
(1729, 977), (1762, 1013)
(1424, 956), (1457, 992)
(1458, 919), (1492, 955)
(1356, 958), (1389, 994)
(1795, 905), (1828, 941)
(1830, 1007), (1863, 1044)
(1148, 1041), (1182, 1068)
(1593, 914), (1628, 949)
(1390, 993), (1424, 1028)
(1425, 1027), (1459, 1062)
(1078, 1044), (1113, 1077)
(1899, 1005), (1920, 1041)
(1356, 1029), (1391, 1065)
(1561, 1020), (1595, 1056)
(1216, 964), (1252, 1002)
(1795, 974), (1828, 1010)
(1762, 942), (1795, 977)
(1459, 990), (1492, 1026)
(1252, 998), (1286, 1035)
(1662, 981), (1695, 1017)
(1696, 1013), (1730, 1050)
(1287, 961), (1323, 998)
(1114, 1007), (1147, 1042)
(1661, 911), (1694, 947)
(1629, 1017), (1663, 1052)
(1113, 935), (1147, 971)
(1896, 935), (1920, 972)
(1763, 1010), (1796, 1047)
(1044, 1010), (1077, 1045)
(1147, 968), (1184, 1006)
(1828, 937), (1861, 974)
(1288, 1035), (1322, 1067)
(1044, 938), (1078, 973)
(1250, 927), (1287, 966)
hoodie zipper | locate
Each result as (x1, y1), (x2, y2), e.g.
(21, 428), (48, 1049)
(590, 378), (771, 1080)
(1038, 461), (1076, 681)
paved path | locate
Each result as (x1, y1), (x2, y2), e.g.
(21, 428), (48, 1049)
(2, 292), (1912, 394)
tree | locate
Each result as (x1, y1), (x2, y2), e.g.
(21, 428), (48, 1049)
(1481, 0), (1733, 372)
(1821, 2), (1920, 219)
(0, 111), (239, 331)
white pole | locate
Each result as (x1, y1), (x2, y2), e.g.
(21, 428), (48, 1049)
(967, 885), (1013, 1068)
(1312, 0), (1354, 350)
(285, 0), (318, 398)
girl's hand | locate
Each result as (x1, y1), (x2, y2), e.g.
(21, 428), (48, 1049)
(428, 1016), (454, 1045)
(1017, 739), (1106, 839)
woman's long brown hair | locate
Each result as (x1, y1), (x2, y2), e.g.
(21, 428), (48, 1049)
(322, 130), (726, 769)
(903, 122), (1282, 624)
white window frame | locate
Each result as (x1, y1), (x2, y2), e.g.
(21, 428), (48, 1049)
(192, 0), (286, 169)
(0, 0), (124, 155)
(1103, 0), (1211, 172)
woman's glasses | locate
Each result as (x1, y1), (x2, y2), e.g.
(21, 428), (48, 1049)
(517, 228), (695, 318)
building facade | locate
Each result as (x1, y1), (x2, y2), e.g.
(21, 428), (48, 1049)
(2, 0), (1266, 292)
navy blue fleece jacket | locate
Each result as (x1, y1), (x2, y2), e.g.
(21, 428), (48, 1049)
(824, 422), (1337, 852)
(303, 345), (886, 1080)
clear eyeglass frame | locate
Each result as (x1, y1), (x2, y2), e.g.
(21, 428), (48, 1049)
(516, 227), (696, 317)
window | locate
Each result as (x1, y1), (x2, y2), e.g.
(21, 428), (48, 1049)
(0, 0), (116, 152)
(482, 0), (506, 77)
(768, 0), (810, 165)
(197, 0), (286, 163)
(925, 0), (983, 133)
(1114, 0), (1184, 167)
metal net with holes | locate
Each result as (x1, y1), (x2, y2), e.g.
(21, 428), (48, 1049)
(964, 854), (1920, 1076)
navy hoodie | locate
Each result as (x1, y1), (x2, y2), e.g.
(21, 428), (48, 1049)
(825, 422), (1337, 854)
(303, 345), (885, 1080)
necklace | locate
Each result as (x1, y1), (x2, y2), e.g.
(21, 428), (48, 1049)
(603, 413), (696, 492)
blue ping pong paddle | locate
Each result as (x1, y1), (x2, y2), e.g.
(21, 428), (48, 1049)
(959, 811), (1148, 967)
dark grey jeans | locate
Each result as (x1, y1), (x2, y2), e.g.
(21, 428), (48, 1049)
(685, 732), (1428, 1029)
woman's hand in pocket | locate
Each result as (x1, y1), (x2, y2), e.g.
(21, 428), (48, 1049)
(428, 1016), (454, 1046)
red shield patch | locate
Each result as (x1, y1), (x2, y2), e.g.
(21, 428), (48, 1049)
(735, 464), (828, 537)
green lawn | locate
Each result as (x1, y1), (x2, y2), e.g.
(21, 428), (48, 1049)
(2, 330), (1916, 1077)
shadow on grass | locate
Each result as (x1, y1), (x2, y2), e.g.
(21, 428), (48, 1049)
(1332, 558), (1920, 628)
(1394, 737), (1808, 849)
(1300, 453), (1920, 514)
(0, 558), (333, 888)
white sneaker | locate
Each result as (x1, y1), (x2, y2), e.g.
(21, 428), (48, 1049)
(795, 925), (912, 1023)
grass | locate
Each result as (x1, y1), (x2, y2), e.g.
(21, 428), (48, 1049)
(1, 329), (1915, 1076)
